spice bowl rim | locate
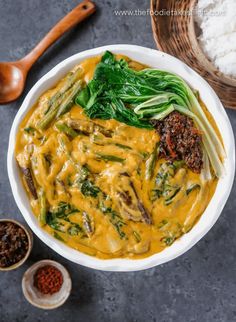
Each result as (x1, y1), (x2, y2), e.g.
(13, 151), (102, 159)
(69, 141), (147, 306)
(22, 259), (72, 309)
(0, 218), (33, 271)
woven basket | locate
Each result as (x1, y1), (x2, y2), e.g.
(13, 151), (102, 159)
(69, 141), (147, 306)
(151, 0), (236, 109)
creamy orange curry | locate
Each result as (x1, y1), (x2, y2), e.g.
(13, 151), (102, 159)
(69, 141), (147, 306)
(15, 54), (219, 259)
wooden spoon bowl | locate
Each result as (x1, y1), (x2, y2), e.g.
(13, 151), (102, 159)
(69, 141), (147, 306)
(151, 0), (236, 109)
(0, 62), (26, 103)
(0, 0), (96, 104)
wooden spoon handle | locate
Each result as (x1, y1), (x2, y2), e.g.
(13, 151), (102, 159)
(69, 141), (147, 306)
(20, 1), (95, 69)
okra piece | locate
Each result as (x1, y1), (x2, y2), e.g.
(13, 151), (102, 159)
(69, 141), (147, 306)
(145, 142), (159, 180)
(38, 189), (47, 226)
(20, 167), (38, 199)
(56, 123), (78, 139)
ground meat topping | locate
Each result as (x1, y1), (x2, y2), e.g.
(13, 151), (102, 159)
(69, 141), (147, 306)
(0, 222), (29, 268)
(153, 111), (203, 173)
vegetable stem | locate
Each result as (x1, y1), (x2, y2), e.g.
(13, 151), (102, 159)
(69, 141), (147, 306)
(133, 231), (141, 242)
(56, 123), (78, 139)
(95, 153), (125, 163)
(44, 67), (82, 114)
(38, 79), (82, 130)
(39, 189), (47, 226)
(186, 184), (201, 195)
(145, 142), (159, 180)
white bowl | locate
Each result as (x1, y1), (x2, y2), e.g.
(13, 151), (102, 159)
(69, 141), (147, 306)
(7, 45), (235, 272)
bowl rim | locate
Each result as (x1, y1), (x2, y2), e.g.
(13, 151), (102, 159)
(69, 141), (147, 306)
(22, 259), (72, 309)
(0, 219), (33, 271)
(7, 44), (235, 271)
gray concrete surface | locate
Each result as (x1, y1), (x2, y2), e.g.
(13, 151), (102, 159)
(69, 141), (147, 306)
(0, 1), (235, 321)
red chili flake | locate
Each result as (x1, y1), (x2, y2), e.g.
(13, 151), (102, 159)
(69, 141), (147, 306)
(165, 131), (177, 158)
(34, 265), (63, 295)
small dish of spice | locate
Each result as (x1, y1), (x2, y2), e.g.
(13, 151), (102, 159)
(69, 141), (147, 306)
(0, 219), (33, 271)
(22, 260), (72, 309)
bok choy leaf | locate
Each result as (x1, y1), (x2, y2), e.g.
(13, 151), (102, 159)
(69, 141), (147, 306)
(75, 51), (225, 177)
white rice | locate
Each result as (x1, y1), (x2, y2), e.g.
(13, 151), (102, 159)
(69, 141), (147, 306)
(195, 0), (236, 78)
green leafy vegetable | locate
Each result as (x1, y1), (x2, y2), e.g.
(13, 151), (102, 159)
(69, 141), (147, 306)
(151, 161), (183, 205)
(150, 189), (163, 201)
(164, 187), (181, 205)
(46, 202), (86, 239)
(67, 224), (84, 236)
(160, 223), (183, 246)
(47, 216), (65, 231)
(80, 180), (100, 197)
(76, 165), (101, 198)
(54, 231), (65, 242)
(46, 202), (79, 231)
(161, 236), (175, 246)
(75, 51), (224, 177)
(24, 126), (35, 134)
(51, 201), (79, 218)
(99, 202), (126, 239)
(75, 52), (152, 129)
(77, 165), (90, 182)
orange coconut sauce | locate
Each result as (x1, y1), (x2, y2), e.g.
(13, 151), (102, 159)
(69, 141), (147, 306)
(15, 55), (218, 259)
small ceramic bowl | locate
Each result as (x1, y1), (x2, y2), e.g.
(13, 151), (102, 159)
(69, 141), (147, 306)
(0, 219), (33, 271)
(22, 259), (72, 309)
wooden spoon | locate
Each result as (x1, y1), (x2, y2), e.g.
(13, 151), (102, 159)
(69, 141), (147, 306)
(0, 0), (96, 104)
